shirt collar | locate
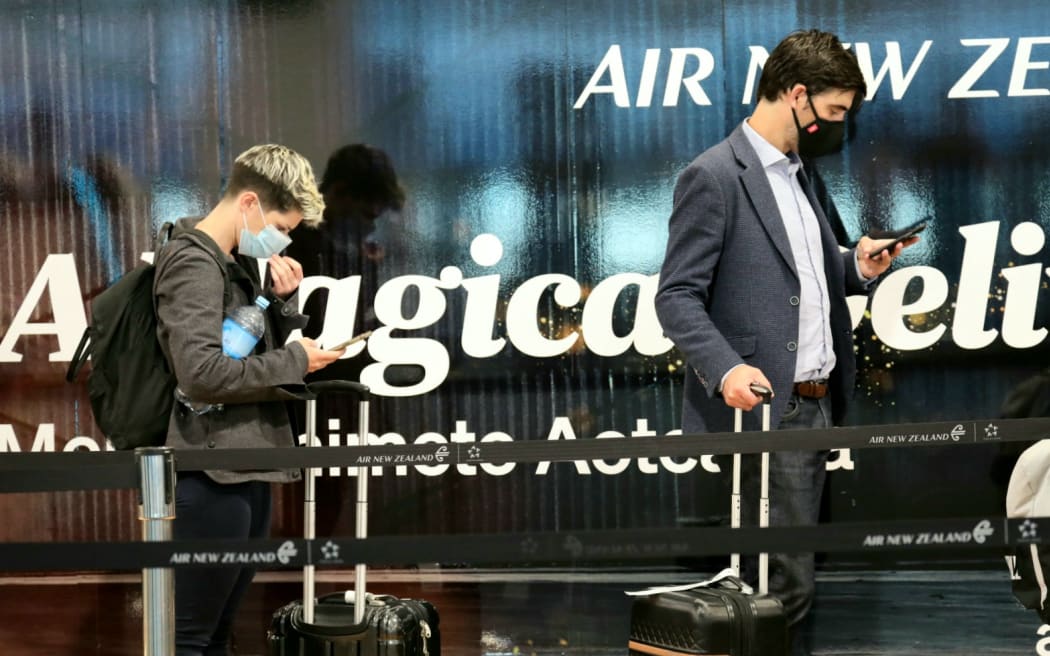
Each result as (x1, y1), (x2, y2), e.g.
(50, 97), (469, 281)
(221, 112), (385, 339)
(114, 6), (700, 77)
(741, 119), (801, 174)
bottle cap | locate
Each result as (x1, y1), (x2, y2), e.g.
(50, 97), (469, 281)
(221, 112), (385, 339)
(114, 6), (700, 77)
(254, 295), (271, 310)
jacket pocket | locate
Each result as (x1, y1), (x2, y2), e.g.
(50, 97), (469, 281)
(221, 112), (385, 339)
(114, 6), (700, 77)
(725, 334), (756, 357)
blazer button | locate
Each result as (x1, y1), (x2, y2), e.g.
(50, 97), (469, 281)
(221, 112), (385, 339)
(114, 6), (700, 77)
(281, 305), (293, 316)
(207, 440), (216, 448)
(789, 296), (800, 306)
(786, 341), (798, 352)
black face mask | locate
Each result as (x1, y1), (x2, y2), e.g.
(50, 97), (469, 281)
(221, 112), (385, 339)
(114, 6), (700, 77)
(792, 99), (846, 158)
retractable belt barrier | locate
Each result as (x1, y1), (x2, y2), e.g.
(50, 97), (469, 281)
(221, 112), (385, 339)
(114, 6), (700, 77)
(1, 416), (1042, 573)
(2, 412), (1035, 656)
(0, 515), (1042, 573)
(0, 415), (1043, 493)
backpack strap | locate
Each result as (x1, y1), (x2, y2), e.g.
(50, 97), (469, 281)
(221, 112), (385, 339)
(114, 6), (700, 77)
(65, 329), (92, 382)
(175, 229), (233, 307)
(153, 221), (175, 253)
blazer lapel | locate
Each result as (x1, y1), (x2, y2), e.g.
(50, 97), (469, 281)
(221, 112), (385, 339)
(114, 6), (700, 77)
(729, 127), (798, 280)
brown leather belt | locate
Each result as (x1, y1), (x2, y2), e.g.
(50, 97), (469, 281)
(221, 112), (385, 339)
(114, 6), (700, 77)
(793, 380), (828, 399)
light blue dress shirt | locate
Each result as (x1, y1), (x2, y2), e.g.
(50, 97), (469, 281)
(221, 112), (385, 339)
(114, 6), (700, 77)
(734, 120), (837, 385)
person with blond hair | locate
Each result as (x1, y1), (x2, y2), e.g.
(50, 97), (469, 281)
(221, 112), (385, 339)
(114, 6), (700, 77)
(153, 144), (343, 655)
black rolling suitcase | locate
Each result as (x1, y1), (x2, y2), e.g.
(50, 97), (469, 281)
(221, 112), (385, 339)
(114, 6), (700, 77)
(268, 380), (440, 655)
(627, 384), (787, 655)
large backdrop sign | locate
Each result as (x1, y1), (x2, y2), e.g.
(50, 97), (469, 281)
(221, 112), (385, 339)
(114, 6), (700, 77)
(1, 1), (1049, 559)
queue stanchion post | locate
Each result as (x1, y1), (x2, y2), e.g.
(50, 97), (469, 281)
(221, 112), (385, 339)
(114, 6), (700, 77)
(353, 393), (369, 624)
(303, 392), (317, 623)
(136, 446), (176, 656)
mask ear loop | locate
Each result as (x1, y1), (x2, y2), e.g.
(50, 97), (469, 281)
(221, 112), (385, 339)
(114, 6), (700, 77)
(257, 197), (269, 228)
(237, 208), (251, 252)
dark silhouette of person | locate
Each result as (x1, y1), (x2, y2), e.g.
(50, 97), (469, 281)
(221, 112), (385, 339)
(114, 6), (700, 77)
(287, 144), (405, 356)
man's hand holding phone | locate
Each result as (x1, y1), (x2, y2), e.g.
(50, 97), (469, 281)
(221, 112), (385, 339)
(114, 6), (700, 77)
(857, 218), (926, 278)
(867, 219), (926, 259)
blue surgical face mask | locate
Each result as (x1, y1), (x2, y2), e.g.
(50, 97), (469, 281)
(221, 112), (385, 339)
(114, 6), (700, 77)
(239, 202), (292, 259)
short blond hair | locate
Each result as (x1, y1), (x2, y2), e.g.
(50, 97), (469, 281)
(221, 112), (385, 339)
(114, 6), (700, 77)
(226, 144), (325, 227)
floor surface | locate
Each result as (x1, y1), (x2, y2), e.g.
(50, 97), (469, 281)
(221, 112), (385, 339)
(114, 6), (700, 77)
(0, 568), (1042, 655)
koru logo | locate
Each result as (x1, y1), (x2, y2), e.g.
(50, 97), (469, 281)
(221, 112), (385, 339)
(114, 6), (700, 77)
(984, 423), (999, 440)
(1020, 520), (1039, 540)
(321, 541), (340, 560)
(972, 519), (994, 544)
(277, 541), (298, 565)
(434, 445), (450, 463)
(951, 424), (966, 441)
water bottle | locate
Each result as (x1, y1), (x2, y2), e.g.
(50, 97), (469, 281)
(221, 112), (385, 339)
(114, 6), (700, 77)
(174, 297), (268, 415)
(222, 295), (270, 359)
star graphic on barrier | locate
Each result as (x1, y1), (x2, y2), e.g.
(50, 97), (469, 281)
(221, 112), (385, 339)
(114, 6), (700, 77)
(1020, 520), (1039, 540)
(321, 541), (340, 560)
(467, 445), (481, 459)
(520, 537), (539, 556)
(985, 424), (999, 439)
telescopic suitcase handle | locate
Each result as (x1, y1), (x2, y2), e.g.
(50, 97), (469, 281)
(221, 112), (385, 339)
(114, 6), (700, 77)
(301, 380), (372, 625)
(731, 382), (774, 594)
(748, 382), (773, 404)
(304, 379), (370, 398)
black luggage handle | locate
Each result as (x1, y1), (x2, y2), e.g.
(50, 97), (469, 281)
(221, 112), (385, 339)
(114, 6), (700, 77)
(749, 382), (772, 403)
(280, 380), (371, 401)
(306, 380), (370, 397)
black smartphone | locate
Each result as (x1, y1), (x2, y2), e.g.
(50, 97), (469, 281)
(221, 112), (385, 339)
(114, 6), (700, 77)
(326, 330), (373, 351)
(867, 219), (927, 258)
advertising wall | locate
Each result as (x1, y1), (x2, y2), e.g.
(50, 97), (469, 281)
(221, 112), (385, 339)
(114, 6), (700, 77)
(2, 0), (1049, 558)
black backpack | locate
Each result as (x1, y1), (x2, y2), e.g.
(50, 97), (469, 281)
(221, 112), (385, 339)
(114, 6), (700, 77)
(66, 224), (227, 450)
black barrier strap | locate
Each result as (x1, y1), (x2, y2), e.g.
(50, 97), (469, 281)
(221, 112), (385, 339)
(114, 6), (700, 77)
(0, 451), (134, 469)
(0, 517), (1044, 573)
(0, 416), (1047, 492)
(168, 415), (1050, 471)
(0, 466), (138, 493)
(0, 539), (308, 572)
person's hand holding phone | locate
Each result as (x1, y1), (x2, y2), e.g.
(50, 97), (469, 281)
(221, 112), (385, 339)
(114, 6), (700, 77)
(857, 219), (926, 278)
(867, 220), (926, 258)
(296, 338), (344, 373)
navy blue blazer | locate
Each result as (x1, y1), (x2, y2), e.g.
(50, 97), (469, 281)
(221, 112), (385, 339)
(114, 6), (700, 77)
(655, 124), (869, 434)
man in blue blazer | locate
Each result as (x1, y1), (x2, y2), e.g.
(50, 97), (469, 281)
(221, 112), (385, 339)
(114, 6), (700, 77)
(655, 30), (915, 654)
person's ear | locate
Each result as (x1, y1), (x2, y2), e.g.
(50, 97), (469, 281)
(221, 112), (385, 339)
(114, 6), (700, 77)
(786, 84), (808, 111)
(237, 191), (259, 213)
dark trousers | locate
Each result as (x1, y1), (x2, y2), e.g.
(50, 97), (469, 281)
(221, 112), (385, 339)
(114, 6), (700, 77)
(174, 472), (272, 656)
(740, 392), (831, 656)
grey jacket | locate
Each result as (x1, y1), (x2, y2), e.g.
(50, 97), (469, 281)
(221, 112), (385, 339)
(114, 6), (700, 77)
(153, 218), (309, 484)
(655, 125), (869, 434)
